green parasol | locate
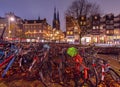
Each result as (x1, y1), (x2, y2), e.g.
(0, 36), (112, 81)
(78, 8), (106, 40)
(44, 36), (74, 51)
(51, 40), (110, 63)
(67, 47), (78, 57)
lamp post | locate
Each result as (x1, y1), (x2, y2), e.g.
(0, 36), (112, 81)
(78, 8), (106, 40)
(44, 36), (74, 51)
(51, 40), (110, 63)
(8, 16), (15, 39)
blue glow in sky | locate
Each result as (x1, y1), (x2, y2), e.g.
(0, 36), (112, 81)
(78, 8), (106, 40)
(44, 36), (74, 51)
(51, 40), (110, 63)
(0, 0), (120, 31)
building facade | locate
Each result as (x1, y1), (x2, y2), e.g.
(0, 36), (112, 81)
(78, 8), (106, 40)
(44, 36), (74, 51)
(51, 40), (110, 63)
(66, 13), (120, 45)
(23, 18), (50, 42)
(0, 17), (7, 38)
(0, 12), (23, 41)
(66, 16), (77, 43)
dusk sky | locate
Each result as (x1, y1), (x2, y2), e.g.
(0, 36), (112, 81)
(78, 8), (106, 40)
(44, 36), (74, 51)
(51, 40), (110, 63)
(0, 0), (120, 31)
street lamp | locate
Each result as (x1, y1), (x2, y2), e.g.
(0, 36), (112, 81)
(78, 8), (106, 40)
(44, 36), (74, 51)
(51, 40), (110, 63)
(8, 16), (15, 39)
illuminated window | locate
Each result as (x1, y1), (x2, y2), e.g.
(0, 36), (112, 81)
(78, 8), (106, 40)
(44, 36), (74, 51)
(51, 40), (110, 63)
(81, 17), (84, 20)
(83, 22), (86, 25)
(67, 31), (69, 35)
(106, 30), (114, 34)
(95, 16), (97, 19)
(80, 22), (82, 25)
(96, 26), (99, 29)
(93, 26), (95, 29)
(100, 26), (103, 29)
(106, 30), (109, 34)
(0, 24), (3, 26)
(70, 31), (73, 34)
(114, 29), (119, 34)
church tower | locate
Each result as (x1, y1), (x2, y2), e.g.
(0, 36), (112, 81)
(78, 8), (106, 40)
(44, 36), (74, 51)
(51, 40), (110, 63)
(52, 7), (60, 30)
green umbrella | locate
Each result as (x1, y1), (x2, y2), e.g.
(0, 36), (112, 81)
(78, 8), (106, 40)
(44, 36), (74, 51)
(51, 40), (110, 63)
(67, 47), (78, 57)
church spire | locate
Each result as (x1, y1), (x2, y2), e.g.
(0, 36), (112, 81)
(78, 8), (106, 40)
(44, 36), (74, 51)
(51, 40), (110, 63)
(53, 7), (56, 20)
(57, 11), (60, 30)
(52, 7), (60, 30)
(57, 11), (60, 24)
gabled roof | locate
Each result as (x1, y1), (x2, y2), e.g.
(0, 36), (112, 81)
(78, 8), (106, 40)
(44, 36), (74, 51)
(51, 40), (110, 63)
(23, 19), (46, 24)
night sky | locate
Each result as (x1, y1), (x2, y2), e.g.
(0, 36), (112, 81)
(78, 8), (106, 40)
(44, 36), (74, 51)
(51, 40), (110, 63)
(0, 0), (120, 31)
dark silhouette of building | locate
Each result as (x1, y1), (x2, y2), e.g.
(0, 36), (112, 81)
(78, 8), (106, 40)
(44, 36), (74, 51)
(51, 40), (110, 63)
(52, 7), (60, 30)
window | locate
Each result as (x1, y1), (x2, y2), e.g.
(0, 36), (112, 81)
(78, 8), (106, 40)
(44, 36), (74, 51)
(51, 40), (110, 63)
(106, 30), (109, 34)
(100, 26), (103, 29)
(80, 22), (82, 25)
(0, 24), (3, 26)
(70, 31), (73, 35)
(110, 20), (113, 24)
(106, 20), (110, 24)
(114, 29), (119, 35)
(93, 26), (95, 29)
(83, 22), (86, 25)
(96, 26), (98, 29)
(106, 25), (114, 29)
(81, 17), (84, 20)
(25, 26), (28, 29)
(67, 31), (69, 35)
(106, 30), (114, 35)
(95, 16), (97, 19)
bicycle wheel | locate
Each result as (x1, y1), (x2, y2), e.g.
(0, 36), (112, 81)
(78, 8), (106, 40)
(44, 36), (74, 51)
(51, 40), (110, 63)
(109, 68), (120, 82)
(79, 80), (94, 87)
(94, 65), (102, 85)
(88, 67), (99, 87)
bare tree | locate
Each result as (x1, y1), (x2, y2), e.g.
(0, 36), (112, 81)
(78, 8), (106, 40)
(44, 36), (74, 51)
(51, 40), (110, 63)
(66, 0), (101, 17)
(65, 0), (102, 44)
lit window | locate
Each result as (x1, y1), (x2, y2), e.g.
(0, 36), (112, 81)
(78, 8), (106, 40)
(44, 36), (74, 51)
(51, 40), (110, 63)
(67, 31), (69, 35)
(96, 26), (99, 29)
(93, 26), (95, 29)
(95, 16), (97, 19)
(70, 31), (73, 34)
(0, 24), (3, 26)
(83, 22), (86, 25)
(80, 22), (82, 25)
(81, 17), (84, 20)
(106, 30), (109, 34)
(114, 29), (119, 34)
(100, 26), (103, 29)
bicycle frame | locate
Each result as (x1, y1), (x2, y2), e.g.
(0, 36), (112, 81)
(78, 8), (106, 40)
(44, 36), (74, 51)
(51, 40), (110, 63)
(0, 54), (14, 67)
(101, 63), (110, 81)
(83, 66), (89, 80)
